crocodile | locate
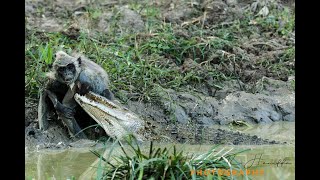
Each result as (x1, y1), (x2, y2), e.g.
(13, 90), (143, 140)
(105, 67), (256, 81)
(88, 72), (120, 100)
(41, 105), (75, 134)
(74, 92), (146, 142)
(74, 91), (284, 145)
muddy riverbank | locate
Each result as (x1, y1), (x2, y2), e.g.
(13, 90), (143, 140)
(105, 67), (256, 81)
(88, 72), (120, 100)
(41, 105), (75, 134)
(25, 77), (294, 151)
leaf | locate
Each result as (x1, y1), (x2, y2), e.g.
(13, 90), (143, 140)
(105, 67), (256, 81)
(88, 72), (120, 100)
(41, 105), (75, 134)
(150, 44), (157, 48)
(257, 6), (269, 17)
(96, 158), (104, 180)
(46, 44), (53, 64)
(251, 2), (258, 12)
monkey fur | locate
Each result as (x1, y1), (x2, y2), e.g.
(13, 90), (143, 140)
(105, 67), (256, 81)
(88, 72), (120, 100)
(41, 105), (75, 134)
(38, 51), (114, 139)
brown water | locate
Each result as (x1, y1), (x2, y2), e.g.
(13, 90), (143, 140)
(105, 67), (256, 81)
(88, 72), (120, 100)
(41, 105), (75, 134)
(25, 122), (294, 179)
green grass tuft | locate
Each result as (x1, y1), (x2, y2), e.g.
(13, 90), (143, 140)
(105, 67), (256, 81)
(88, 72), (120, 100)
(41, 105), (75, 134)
(90, 135), (249, 179)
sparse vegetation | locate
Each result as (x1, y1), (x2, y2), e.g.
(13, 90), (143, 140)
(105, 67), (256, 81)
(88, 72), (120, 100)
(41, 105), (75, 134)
(25, 0), (295, 101)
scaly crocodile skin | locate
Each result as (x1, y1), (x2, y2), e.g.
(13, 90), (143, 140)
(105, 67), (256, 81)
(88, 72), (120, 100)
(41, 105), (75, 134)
(74, 92), (146, 142)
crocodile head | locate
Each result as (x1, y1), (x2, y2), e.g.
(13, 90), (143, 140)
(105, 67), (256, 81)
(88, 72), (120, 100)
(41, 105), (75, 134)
(74, 91), (146, 142)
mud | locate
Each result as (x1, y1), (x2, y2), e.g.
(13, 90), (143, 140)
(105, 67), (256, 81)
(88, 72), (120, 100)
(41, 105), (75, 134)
(143, 121), (283, 145)
(25, 76), (293, 151)
(25, 119), (102, 153)
(126, 77), (294, 126)
(25, 0), (294, 151)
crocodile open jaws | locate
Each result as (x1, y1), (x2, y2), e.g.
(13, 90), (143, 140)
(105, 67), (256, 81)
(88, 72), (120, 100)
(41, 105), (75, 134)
(74, 91), (146, 142)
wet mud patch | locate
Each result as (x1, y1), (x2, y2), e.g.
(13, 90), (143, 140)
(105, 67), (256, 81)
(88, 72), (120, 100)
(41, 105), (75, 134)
(125, 77), (294, 126)
(167, 125), (281, 145)
(215, 90), (294, 124)
(121, 77), (294, 145)
(140, 120), (283, 145)
(25, 99), (99, 152)
(25, 122), (72, 152)
(25, 120), (101, 153)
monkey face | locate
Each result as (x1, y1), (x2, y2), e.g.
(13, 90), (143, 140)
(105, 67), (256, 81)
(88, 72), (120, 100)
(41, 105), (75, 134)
(57, 63), (76, 84)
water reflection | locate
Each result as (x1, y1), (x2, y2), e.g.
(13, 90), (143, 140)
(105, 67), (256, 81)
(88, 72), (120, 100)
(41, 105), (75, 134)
(25, 149), (101, 179)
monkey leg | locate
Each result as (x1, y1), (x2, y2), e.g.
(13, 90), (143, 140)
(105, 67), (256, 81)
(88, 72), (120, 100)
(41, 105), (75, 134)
(46, 90), (87, 139)
(61, 88), (88, 139)
(38, 90), (49, 130)
(58, 116), (87, 139)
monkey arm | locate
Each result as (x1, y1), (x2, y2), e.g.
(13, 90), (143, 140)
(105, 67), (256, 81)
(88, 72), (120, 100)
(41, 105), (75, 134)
(62, 86), (78, 108)
(76, 81), (92, 96)
(38, 79), (69, 130)
(38, 89), (76, 131)
(46, 89), (75, 119)
(38, 78), (62, 130)
(60, 88), (87, 139)
(45, 89), (87, 139)
(76, 80), (114, 100)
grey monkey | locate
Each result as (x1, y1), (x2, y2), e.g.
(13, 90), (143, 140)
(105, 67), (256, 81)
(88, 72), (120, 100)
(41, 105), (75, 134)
(38, 51), (114, 138)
